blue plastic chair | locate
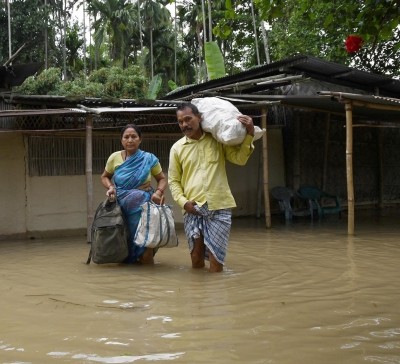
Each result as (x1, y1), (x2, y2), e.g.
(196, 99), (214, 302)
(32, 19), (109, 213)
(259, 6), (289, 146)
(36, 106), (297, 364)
(297, 186), (342, 219)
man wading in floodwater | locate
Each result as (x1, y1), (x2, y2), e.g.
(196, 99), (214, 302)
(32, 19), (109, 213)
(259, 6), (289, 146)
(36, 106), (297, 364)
(168, 102), (255, 272)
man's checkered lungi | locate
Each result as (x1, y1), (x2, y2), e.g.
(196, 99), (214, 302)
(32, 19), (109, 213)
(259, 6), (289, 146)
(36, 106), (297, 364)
(183, 203), (232, 264)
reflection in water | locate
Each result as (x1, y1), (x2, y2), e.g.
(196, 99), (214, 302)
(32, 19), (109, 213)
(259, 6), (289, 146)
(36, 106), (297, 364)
(1, 211), (400, 363)
(48, 351), (186, 363)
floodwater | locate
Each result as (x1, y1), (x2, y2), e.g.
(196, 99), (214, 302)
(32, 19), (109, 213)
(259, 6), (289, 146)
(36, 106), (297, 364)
(1, 210), (400, 364)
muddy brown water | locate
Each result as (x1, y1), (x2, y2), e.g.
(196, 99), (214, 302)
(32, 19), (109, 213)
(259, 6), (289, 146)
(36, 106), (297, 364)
(1, 210), (400, 364)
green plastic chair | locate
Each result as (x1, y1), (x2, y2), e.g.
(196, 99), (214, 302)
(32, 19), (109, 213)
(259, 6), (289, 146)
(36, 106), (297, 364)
(271, 186), (312, 221)
(297, 186), (342, 219)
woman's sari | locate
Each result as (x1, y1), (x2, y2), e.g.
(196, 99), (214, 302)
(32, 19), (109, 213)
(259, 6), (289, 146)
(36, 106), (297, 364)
(114, 149), (159, 263)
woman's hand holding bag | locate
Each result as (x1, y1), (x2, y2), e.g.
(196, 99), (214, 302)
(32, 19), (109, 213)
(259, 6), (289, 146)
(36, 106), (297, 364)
(134, 196), (179, 249)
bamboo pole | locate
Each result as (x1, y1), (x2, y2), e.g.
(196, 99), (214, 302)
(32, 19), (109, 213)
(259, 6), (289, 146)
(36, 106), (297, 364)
(351, 100), (400, 112)
(322, 113), (331, 190)
(261, 106), (271, 228)
(377, 129), (384, 209)
(293, 112), (300, 190)
(86, 114), (94, 243)
(256, 147), (263, 218)
(345, 101), (355, 235)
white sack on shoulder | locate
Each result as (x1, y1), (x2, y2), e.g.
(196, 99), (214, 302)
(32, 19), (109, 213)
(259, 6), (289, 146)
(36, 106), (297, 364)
(191, 97), (265, 145)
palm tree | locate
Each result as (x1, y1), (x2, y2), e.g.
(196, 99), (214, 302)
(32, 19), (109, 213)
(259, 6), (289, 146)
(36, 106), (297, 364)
(87, 0), (137, 68)
(140, 0), (170, 78)
(176, 1), (206, 82)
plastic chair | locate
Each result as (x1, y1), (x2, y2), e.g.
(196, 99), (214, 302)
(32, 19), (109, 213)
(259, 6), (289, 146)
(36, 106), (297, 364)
(297, 186), (342, 219)
(271, 186), (312, 221)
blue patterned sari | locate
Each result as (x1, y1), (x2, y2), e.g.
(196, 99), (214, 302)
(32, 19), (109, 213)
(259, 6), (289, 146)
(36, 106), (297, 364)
(114, 149), (159, 263)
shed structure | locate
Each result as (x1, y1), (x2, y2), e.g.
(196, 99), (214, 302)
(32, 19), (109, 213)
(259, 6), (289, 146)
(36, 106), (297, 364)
(0, 98), (270, 239)
(164, 55), (400, 234)
(1, 55), (400, 237)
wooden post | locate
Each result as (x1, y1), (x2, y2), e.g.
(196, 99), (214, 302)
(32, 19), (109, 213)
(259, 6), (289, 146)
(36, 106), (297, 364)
(261, 105), (271, 228)
(86, 114), (94, 243)
(345, 101), (355, 235)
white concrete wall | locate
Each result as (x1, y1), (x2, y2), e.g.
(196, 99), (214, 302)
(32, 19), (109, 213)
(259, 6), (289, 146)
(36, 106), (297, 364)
(27, 175), (104, 233)
(0, 133), (27, 236)
(0, 130), (285, 238)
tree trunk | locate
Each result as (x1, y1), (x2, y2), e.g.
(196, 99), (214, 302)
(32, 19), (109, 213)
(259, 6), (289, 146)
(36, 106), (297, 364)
(137, 0), (143, 52)
(250, 0), (260, 65)
(62, 0), (67, 80)
(82, 0), (87, 79)
(7, 0), (12, 60)
(44, 0), (48, 69)
(150, 28), (154, 78)
(174, 0), (177, 83)
(207, 0), (212, 42)
(201, 0), (206, 43)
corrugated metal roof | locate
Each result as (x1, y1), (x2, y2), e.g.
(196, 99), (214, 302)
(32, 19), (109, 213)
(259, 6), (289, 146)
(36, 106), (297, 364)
(165, 55), (400, 99)
(223, 92), (400, 122)
(318, 92), (400, 107)
(0, 108), (85, 118)
(0, 93), (181, 108)
(77, 106), (177, 114)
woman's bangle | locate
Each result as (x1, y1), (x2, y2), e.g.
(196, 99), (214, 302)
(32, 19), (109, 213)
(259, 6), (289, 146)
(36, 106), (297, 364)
(155, 188), (164, 195)
(108, 185), (114, 189)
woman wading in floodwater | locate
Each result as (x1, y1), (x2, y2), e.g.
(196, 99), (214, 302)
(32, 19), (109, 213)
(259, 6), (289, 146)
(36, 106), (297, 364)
(101, 124), (167, 264)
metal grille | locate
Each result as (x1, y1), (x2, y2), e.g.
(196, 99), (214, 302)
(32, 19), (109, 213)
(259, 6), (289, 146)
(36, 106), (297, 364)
(27, 134), (177, 177)
(8, 113), (86, 130)
(2, 108), (180, 133)
(0, 100), (16, 128)
(93, 112), (180, 134)
(28, 136), (86, 176)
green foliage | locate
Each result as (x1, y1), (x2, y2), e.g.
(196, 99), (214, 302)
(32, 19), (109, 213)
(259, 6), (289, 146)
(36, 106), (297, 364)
(213, 19), (232, 40)
(88, 67), (111, 85)
(0, 0), (66, 67)
(13, 76), (37, 94)
(119, 66), (147, 99)
(15, 65), (147, 99)
(267, 1), (347, 62)
(15, 68), (62, 95)
(168, 80), (178, 91)
(6, 0), (400, 100)
(255, 0), (400, 76)
(58, 80), (105, 97)
(88, 0), (139, 68)
(65, 22), (85, 77)
(204, 41), (226, 80)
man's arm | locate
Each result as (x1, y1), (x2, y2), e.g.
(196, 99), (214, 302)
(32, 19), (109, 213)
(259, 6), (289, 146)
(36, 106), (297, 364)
(224, 114), (255, 165)
(224, 134), (255, 165)
(168, 147), (188, 209)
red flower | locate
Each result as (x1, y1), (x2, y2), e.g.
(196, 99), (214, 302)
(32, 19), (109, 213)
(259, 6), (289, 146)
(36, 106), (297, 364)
(345, 35), (363, 53)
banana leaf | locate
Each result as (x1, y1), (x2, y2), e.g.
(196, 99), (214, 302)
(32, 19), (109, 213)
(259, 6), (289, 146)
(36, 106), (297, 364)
(204, 41), (226, 80)
(146, 74), (162, 100)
